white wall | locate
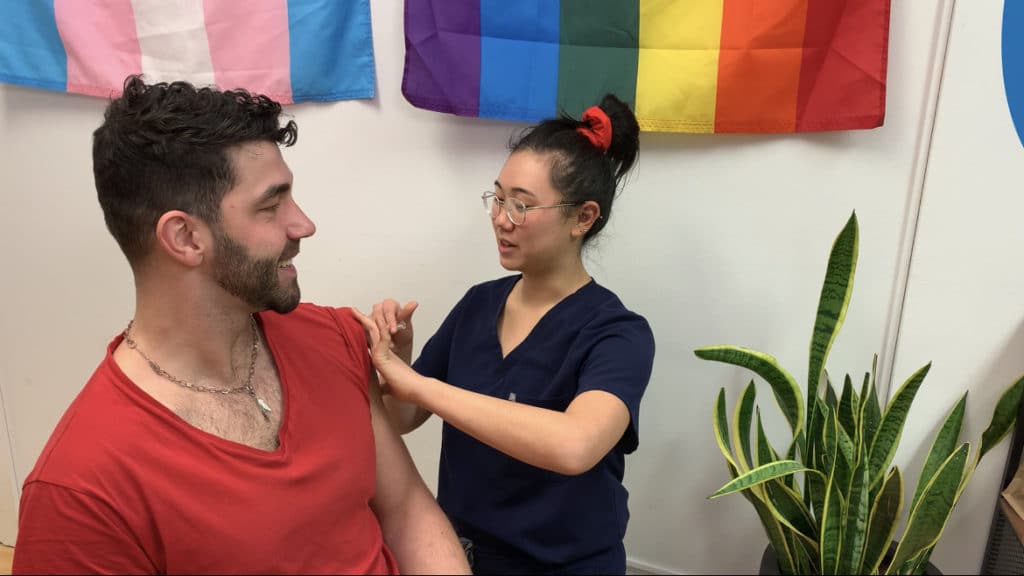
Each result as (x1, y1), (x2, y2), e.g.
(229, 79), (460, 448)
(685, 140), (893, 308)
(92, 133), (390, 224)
(0, 0), (1014, 574)
(889, 1), (1024, 574)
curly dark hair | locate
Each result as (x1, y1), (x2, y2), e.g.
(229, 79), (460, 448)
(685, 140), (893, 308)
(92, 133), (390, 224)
(509, 93), (640, 245)
(93, 75), (298, 265)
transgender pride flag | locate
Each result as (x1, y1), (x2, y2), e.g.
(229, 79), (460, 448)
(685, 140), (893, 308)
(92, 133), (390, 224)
(403, 0), (890, 133)
(0, 0), (375, 103)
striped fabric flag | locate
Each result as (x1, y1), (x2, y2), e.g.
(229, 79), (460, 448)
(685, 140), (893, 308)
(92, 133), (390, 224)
(1005, 0), (1024, 148)
(402, 0), (891, 133)
(0, 0), (375, 104)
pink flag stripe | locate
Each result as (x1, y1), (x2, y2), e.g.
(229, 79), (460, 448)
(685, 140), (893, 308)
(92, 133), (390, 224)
(55, 0), (142, 97)
(203, 0), (293, 103)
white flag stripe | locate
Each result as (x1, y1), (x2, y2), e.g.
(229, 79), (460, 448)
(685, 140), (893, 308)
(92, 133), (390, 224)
(131, 0), (215, 88)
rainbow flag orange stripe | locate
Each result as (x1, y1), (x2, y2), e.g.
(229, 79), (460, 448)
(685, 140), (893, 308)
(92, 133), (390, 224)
(403, 0), (891, 133)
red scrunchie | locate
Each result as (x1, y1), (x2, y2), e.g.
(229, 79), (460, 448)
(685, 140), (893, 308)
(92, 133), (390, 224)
(576, 106), (613, 152)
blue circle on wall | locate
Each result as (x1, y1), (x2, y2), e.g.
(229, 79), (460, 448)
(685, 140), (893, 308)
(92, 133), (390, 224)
(1005, 1), (1024, 147)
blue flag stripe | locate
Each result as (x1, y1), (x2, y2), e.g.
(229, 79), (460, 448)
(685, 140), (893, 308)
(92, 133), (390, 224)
(0, 0), (67, 91)
(287, 0), (376, 102)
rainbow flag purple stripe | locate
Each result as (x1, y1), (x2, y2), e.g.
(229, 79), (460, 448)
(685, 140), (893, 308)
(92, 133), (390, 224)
(0, 0), (375, 103)
(402, 0), (891, 134)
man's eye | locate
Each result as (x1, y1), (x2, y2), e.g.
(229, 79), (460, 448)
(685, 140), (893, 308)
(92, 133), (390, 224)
(261, 204), (280, 212)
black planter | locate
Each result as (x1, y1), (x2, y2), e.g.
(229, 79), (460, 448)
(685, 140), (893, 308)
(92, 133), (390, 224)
(759, 543), (943, 575)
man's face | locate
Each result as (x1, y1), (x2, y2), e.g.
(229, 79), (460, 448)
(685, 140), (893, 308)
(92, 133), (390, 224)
(212, 142), (316, 313)
(213, 226), (301, 313)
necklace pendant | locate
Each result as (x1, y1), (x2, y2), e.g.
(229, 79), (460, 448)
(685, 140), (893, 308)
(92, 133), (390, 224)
(257, 397), (272, 420)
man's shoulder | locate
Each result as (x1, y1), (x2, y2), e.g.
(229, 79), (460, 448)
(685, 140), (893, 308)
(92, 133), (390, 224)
(262, 302), (356, 328)
(25, 360), (140, 487)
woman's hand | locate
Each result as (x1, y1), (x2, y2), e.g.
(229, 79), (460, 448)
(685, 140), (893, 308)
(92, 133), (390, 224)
(369, 299), (418, 362)
(353, 307), (425, 403)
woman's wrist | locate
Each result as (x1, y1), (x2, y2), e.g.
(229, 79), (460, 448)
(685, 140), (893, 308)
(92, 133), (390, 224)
(409, 376), (441, 409)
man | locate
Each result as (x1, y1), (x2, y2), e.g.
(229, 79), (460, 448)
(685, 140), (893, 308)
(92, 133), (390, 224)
(12, 75), (470, 575)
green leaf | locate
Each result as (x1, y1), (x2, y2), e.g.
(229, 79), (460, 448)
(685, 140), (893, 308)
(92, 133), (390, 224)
(755, 408), (779, 468)
(887, 444), (970, 573)
(861, 373), (882, 453)
(733, 380), (757, 472)
(978, 373), (1024, 462)
(713, 388), (738, 470)
(862, 468), (902, 575)
(809, 399), (827, 472)
(859, 371), (870, 414)
(839, 433), (870, 574)
(808, 211), (858, 434)
(748, 487), (797, 574)
(725, 462), (797, 573)
(906, 549), (935, 576)
(825, 380), (839, 412)
(793, 533), (820, 574)
(807, 471), (827, 531)
(806, 400), (828, 521)
(766, 479), (819, 546)
(834, 425), (854, 498)
(696, 345), (804, 436)
(839, 374), (859, 441)
(784, 439), (800, 491)
(709, 460), (813, 499)
(824, 404), (838, 471)
(820, 481), (845, 575)
(868, 363), (932, 489)
(910, 394), (965, 512)
(724, 460), (757, 506)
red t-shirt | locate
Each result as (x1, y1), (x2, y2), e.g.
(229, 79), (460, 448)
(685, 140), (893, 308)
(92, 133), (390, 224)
(13, 304), (397, 575)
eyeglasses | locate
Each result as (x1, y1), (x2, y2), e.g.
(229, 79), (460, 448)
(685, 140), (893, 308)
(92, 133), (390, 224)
(481, 191), (580, 226)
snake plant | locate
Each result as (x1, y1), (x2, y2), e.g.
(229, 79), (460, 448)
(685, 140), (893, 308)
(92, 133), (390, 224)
(695, 211), (1024, 575)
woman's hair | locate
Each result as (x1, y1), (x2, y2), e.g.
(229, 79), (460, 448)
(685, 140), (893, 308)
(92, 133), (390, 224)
(509, 93), (640, 244)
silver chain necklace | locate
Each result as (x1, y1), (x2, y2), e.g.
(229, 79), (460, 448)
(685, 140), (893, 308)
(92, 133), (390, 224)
(123, 316), (272, 421)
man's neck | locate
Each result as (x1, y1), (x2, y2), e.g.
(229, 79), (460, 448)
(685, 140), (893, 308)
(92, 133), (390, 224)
(127, 279), (258, 384)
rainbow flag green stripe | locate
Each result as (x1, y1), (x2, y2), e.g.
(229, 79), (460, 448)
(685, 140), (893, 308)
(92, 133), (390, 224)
(402, 0), (890, 133)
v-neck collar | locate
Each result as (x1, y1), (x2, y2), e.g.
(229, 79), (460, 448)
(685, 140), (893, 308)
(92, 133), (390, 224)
(492, 275), (596, 363)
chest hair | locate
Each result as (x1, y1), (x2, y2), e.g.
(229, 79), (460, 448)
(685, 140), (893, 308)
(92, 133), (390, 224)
(173, 346), (283, 452)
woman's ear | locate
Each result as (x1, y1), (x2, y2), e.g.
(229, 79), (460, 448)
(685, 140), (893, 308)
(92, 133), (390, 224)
(573, 201), (601, 238)
(155, 211), (208, 267)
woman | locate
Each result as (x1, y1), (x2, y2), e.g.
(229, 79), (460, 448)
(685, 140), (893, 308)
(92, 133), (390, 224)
(355, 94), (655, 574)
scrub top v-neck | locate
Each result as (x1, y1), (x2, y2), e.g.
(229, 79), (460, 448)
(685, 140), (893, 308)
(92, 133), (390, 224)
(413, 274), (655, 566)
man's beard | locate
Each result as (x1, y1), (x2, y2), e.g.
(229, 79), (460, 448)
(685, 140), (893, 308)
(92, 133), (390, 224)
(213, 228), (301, 314)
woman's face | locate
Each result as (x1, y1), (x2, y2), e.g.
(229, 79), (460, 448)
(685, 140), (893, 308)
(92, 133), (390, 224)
(489, 150), (582, 275)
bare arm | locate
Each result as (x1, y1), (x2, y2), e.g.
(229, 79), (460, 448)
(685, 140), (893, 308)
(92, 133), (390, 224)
(367, 373), (470, 574)
(355, 308), (630, 476)
(411, 378), (627, 475)
(368, 299), (433, 434)
(382, 395), (433, 434)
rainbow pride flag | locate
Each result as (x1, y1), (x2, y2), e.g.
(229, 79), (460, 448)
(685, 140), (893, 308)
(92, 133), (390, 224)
(402, 0), (891, 133)
(0, 0), (375, 104)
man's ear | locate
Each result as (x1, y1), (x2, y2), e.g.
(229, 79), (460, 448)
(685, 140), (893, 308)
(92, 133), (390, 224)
(572, 201), (601, 239)
(154, 211), (208, 267)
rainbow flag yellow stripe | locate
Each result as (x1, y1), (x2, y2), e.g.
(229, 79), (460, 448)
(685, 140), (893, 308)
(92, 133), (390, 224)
(403, 0), (890, 133)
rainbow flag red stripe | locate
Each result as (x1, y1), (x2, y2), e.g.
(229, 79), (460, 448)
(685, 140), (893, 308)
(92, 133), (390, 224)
(402, 0), (891, 133)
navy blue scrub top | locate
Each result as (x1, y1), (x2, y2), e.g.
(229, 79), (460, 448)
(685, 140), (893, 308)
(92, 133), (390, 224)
(413, 275), (656, 566)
